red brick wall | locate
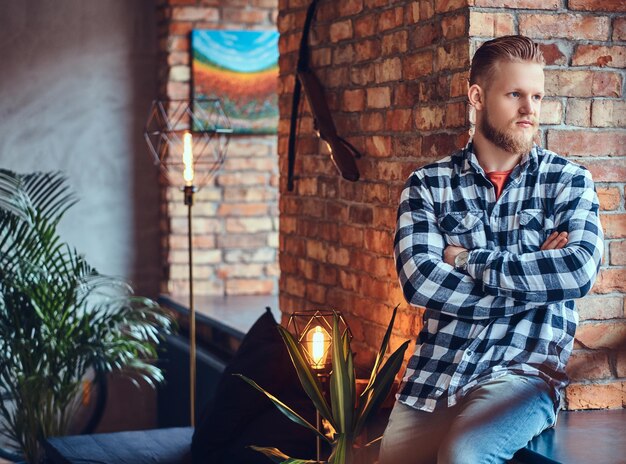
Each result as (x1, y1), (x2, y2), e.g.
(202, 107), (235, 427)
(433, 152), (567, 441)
(488, 0), (626, 410)
(277, 0), (626, 409)
(277, 0), (471, 366)
(157, 0), (280, 297)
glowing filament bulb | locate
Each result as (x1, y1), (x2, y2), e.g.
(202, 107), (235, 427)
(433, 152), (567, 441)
(182, 131), (194, 186)
(311, 326), (325, 368)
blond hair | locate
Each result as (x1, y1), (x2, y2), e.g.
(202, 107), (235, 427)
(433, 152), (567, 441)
(469, 35), (545, 88)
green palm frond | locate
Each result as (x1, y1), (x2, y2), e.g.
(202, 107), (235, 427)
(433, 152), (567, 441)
(0, 169), (31, 221)
(330, 317), (354, 436)
(0, 170), (172, 463)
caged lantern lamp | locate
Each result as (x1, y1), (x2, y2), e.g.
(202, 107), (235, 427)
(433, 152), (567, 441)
(287, 310), (351, 461)
(287, 310), (351, 374)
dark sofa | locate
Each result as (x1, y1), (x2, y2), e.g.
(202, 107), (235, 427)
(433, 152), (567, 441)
(45, 308), (322, 464)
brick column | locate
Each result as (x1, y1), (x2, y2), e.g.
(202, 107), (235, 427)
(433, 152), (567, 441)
(277, 0), (625, 408)
(157, 0), (280, 297)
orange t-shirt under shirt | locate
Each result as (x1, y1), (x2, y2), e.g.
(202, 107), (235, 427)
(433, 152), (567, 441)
(486, 169), (514, 200)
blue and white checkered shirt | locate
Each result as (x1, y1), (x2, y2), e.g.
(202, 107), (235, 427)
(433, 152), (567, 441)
(394, 142), (604, 412)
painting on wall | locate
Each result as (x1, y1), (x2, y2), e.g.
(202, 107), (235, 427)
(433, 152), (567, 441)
(191, 29), (280, 135)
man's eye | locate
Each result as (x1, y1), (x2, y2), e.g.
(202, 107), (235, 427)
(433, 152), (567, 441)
(533, 95), (543, 101)
(510, 92), (520, 97)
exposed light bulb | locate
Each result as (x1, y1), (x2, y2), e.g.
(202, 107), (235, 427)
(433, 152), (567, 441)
(182, 131), (194, 186)
(311, 325), (325, 369)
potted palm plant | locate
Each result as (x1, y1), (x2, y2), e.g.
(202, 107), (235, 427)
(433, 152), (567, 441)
(238, 306), (409, 464)
(0, 169), (173, 463)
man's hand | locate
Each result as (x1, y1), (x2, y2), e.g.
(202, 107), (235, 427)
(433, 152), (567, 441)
(444, 245), (467, 267)
(444, 232), (568, 267)
(541, 231), (568, 250)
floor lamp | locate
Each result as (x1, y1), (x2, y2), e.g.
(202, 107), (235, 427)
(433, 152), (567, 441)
(144, 98), (231, 426)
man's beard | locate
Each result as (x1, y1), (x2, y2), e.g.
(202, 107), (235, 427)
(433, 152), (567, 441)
(480, 109), (537, 156)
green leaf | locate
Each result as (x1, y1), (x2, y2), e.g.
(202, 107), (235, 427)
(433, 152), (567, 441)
(0, 170), (30, 221)
(330, 314), (353, 435)
(276, 325), (335, 427)
(362, 304), (400, 396)
(345, 333), (355, 413)
(354, 340), (410, 436)
(362, 435), (382, 448)
(328, 433), (352, 464)
(235, 374), (331, 444)
(249, 446), (319, 464)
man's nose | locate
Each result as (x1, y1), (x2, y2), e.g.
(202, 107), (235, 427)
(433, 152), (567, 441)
(519, 96), (535, 114)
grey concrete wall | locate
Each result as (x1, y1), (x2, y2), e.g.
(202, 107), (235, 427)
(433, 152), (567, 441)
(0, 0), (161, 297)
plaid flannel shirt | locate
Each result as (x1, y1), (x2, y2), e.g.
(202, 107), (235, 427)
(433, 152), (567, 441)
(394, 142), (603, 412)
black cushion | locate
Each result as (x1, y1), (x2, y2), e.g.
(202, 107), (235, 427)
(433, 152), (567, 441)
(191, 307), (324, 463)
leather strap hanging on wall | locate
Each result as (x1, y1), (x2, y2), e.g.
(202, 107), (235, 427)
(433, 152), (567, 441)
(287, 0), (361, 191)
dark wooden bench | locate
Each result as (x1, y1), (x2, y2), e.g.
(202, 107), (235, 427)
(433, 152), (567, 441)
(514, 408), (626, 464)
(44, 409), (626, 464)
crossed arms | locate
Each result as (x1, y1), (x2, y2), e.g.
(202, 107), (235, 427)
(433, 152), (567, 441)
(394, 169), (604, 321)
(443, 229), (569, 266)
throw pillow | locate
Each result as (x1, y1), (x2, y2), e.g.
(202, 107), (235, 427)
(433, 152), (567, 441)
(191, 307), (324, 463)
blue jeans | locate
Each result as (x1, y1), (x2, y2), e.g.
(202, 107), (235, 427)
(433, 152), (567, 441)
(379, 374), (556, 464)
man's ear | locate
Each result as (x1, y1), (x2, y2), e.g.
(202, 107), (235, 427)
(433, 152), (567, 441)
(468, 84), (484, 111)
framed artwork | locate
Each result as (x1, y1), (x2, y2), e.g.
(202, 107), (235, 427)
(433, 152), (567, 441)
(191, 29), (280, 135)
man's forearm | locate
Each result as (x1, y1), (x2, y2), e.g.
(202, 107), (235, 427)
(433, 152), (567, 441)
(465, 243), (602, 303)
(396, 242), (548, 320)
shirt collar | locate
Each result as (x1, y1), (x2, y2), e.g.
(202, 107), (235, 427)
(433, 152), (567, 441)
(462, 140), (539, 179)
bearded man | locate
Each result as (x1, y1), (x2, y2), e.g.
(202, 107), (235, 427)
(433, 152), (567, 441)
(379, 35), (604, 464)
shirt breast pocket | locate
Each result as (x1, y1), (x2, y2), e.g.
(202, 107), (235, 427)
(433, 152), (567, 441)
(438, 211), (487, 249)
(518, 209), (555, 253)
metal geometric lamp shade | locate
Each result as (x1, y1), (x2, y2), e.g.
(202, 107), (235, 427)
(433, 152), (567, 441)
(286, 310), (352, 374)
(144, 99), (232, 189)
(143, 98), (231, 427)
